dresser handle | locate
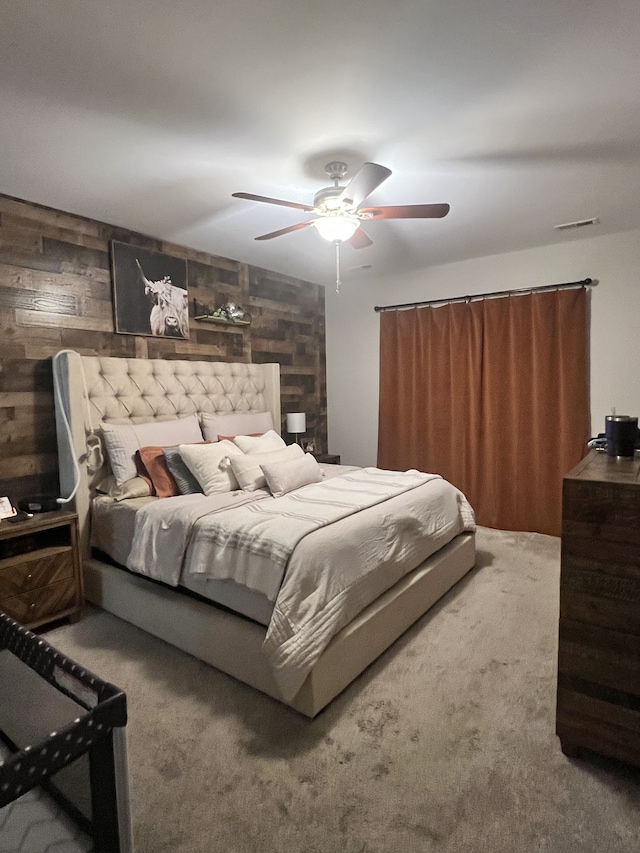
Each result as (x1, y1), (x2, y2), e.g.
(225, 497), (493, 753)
(29, 602), (36, 610)
(27, 573), (33, 582)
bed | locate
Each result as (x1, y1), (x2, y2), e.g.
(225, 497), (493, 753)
(53, 351), (476, 717)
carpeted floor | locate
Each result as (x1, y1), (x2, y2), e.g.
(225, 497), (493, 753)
(42, 527), (640, 853)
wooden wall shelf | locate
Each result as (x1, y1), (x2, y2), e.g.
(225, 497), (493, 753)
(194, 315), (251, 326)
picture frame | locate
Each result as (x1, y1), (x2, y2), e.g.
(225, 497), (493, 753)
(0, 496), (16, 519)
(111, 241), (189, 338)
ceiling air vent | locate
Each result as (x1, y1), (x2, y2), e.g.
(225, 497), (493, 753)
(553, 217), (599, 232)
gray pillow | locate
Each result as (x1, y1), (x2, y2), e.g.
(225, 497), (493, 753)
(162, 447), (203, 495)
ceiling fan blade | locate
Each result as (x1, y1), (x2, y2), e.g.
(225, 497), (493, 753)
(232, 192), (314, 212)
(359, 203), (450, 220)
(338, 163), (392, 208)
(349, 227), (373, 249)
(254, 220), (316, 241)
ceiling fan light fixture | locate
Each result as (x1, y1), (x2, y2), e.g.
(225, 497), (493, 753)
(313, 215), (359, 243)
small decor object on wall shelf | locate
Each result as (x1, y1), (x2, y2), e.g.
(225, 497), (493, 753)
(193, 299), (252, 326)
(111, 242), (189, 338)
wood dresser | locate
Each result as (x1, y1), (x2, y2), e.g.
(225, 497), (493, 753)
(556, 449), (640, 765)
(0, 510), (83, 629)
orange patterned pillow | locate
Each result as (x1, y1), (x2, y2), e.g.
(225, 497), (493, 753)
(135, 446), (179, 497)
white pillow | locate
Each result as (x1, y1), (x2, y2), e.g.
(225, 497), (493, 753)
(261, 453), (322, 498)
(102, 414), (202, 485)
(178, 440), (244, 494)
(201, 411), (275, 442)
(233, 430), (286, 454)
(229, 443), (304, 492)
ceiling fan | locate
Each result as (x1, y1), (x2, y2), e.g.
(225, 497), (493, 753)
(232, 161), (450, 249)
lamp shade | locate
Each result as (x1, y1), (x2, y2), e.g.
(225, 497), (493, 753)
(286, 412), (306, 434)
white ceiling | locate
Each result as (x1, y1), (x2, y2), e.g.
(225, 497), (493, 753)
(2, 0), (640, 288)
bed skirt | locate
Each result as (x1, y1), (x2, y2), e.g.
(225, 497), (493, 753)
(83, 531), (475, 717)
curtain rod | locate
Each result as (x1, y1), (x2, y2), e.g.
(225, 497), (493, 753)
(373, 278), (594, 313)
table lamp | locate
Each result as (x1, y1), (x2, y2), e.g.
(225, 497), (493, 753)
(286, 412), (306, 445)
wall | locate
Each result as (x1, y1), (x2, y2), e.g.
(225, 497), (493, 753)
(326, 227), (640, 468)
(0, 195), (327, 502)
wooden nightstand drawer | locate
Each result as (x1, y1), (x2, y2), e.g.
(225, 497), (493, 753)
(1, 576), (79, 627)
(0, 510), (82, 629)
(0, 546), (75, 598)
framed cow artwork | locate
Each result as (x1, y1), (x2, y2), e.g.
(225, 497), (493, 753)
(110, 241), (189, 339)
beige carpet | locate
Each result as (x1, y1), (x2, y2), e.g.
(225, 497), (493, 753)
(43, 528), (640, 853)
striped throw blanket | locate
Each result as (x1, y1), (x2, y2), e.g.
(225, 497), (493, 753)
(187, 468), (441, 601)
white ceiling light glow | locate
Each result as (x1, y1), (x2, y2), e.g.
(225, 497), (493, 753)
(313, 215), (359, 242)
(232, 161), (449, 289)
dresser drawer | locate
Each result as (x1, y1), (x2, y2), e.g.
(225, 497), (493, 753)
(0, 546), (75, 599)
(0, 577), (79, 627)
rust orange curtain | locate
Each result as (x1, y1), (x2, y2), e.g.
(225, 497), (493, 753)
(377, 287), (589, 536)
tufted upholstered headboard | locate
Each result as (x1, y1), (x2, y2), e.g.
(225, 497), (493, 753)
(53, 351), (280, 557)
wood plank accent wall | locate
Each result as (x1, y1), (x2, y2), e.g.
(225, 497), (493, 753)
(0, 194), (327, 503)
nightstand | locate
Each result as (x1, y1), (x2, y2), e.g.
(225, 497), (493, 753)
(0, 510), (83, 629)
(313, 454), (341, 465)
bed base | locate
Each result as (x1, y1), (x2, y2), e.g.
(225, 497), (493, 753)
(83, 532), (475, 717)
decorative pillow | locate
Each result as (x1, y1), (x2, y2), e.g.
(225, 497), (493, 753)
(102, 414), (203, 485)
(201, 411), (274, 442)
(232, 430), (286, 454)
(261, 453), (322, 498)
(95, 475), (152, 501)
(217, 433), (263, 442)
(178, 440), (244, 494)
(137, 441), (212, 498)
(228, 443), (304, 492)
(136, 446), (179, 498)
(163, 447), (203, 495)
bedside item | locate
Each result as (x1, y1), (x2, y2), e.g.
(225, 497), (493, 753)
(0, 496), (16, 519)
(286, 412), (306, 445)
(7, 510), (33, 524)
(18, 494), (61, 513)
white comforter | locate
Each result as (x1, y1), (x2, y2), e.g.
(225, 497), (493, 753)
(127, 468), (475, 700)
(187, 468), (442, 599)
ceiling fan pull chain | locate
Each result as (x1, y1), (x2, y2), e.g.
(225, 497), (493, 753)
(335, 240), (341, 294)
